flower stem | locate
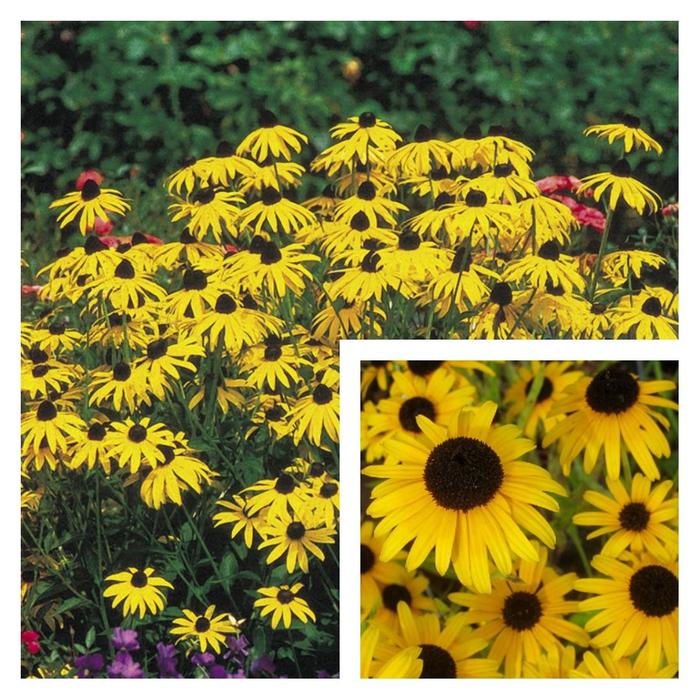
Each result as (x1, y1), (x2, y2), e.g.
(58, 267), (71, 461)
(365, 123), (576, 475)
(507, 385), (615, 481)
(587, 202), (614, 302)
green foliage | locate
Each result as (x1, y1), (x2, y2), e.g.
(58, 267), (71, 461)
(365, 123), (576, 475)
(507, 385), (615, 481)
(22, 20), (678, 202)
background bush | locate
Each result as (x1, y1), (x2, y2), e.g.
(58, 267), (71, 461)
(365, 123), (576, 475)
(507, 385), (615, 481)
(21, 21), (678, 252)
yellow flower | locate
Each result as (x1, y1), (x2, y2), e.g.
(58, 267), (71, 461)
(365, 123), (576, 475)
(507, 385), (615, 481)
(103, 567), (173, 619)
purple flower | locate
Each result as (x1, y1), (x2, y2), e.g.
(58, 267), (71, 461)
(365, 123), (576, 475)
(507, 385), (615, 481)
(155, 642), (181, 678)
(250, 654), (276, 677)
(224, 634), (250, 665)
(191, 651), (216, 667)
(107, 650), (144, 679)
(111, 627), (140, 652)
(75, 653), (104, 678)
(209, 664), (232, 678)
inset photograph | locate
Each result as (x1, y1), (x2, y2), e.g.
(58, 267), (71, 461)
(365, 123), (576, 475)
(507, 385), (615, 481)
(360, 360), (678, 678)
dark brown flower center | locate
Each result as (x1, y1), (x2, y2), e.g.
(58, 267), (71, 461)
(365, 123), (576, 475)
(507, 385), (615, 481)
(259, 109), (279, 128)
(276, 589), (294, 604)
(260, 241), (282, 265)
(351, 211), (370, 232)
(382, 584), (412, 612)
(130, 570), (148, 588)
(183, 269), (207, 291)
(490, 282), (513, 306)
(87, 422), (107, 441)
(538, 241), (560, 261)
(502, 591), (543, 630)
(620, 113), (641, 129)
(261, 186), (282, 206)
(146, 339), (168, 360)
(128, 424), (148, 443)
(360, 544), (375, 574)
(313, 384), (333, 405)
(215, 294), (237, 314)
(642, 296), (662, 317)
(32, 364), (49, 378)
(418, 644), (456, 679)
(194, 616), (211, 633)
(612, 159), (632, 177)
(319, 482), (338, 499)
(357, 181), (376, 200)
(274, 473), (296, 494)
(398, 397), (436, 433)
(619, 502), (651, 532)
(585, 366), (640, 414)
(423, 437), (504, 511)
(629, 564), (678, 617)
(494, 163), (514, 177)
(407, 361), (443, 376)
(465, 189), (487, 207)
(81, 179), (101, 201)
(414, 124), (432, 142)
(36, 400), (57, 421)
(358, 112), (376, 128)
(114, 260), (136, 279)
(286, 522), (306, 540)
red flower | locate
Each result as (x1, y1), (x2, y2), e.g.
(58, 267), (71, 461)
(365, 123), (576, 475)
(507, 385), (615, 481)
(76, 169), (104, 190)
(21, 284), (42, 296)
(222, 244), (239, 255)
(21, 630), (41, 655)
(549, 194), (606, 233)
(536, 175), (584, 196)
(93, 217), (114, 235)
(661, 203), (678, 217)
(462, 21), (483, 31)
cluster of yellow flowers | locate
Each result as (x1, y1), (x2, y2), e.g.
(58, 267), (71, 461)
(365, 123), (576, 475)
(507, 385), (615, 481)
(361, 361), (678, 678)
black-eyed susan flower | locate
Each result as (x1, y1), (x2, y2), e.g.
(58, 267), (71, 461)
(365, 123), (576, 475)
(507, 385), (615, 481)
(387, 125), (457, 177)
(287, 369), (340, 446)
(241, 337), (311, 390)
(239, 157), (306, 195)
(543, 365), (677, 480)
(237, 187), (316, 234)
(334, 180), (407, 227)
(570, 647), (677, 678)
(89, 361), (151, 413)
(103, 567), (173, 619)
(168, 188), (244, 242)
(517, 195), (578, 247)
(227, 240), (320, 297)
(312, 298), (386, 342)
(67, 421), (114, 471)
(575, 551), (678, 670)
(105, 417), (176, 473)
(213, 494), (268, 549)
(583, 114), (663, 154)
(367, 602), (499, 678)
(470, 283), (532, 339)
(170, 605), (239, 653)
(474, 127), (535, 168)
(139, 445), (217, 509)
(154, 228), (223, 267)
(503, 241), (586, 294)
(236, 110), (308, 161)
(49, 178), (131, 234)
(577, 160), (662, 214)
(253, 583), (316, 629)
(165, 268), (221, 319)
(364, 366), (475, 448)
(242, 472), (304, 520)
(246, 393), (293, 440)
(438, 189), (513, 247)
(196, 140), (257, 189)
(329, 112), (402, 164)
(303, 476), (340, 528)
(87, 257), (166, 311)
(371, 569), (436, 627)
(504, 361), (583, 438)
(21, 360), (79, 399)
(258, 508), (336, 573)
(471, 163), (540, 204)
(612, 289), (678, 339)
(21, 400), (86, 455)
(361, 520), (406, 616)
(522, 645), (577, 679)
(573, 474), (677, 559)
(424, 247), (499, 317)
(135, 335), (205, 399)
(33, 322), (83, 355)
(601, 249), (666, 287)
(165, 156), (206, 196)
(450, 544), (590, 678)
(191, 292), (283, 355)
(365, 402), (566, 593)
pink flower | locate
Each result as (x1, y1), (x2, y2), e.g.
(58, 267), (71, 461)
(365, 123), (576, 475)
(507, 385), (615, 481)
(21, 284), (42, 296)
(536, 175), (584, 195)
(463, 21), (483, 31)
(76, 169), (104, 189)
